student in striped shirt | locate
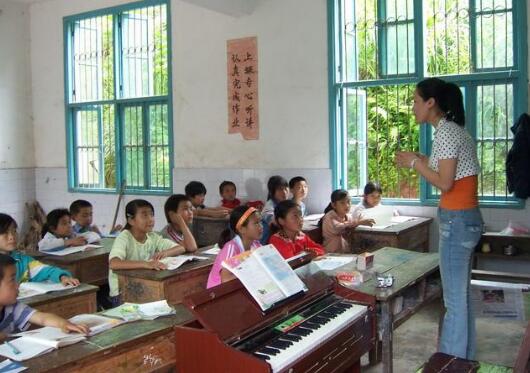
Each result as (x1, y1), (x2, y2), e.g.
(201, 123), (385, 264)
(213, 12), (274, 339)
(0, 254), (89, 341)
(160, 194), (198, 252)
(0, 213), (79, 286)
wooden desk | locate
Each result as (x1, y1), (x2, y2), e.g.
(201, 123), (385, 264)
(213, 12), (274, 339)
(192, 216), (229, 247)
(297, 247), (441, 373)
(115, 250), (216, 304)
(21, 283), (98, 319)
(302, 218), (323, 244)
(27, 238), (114, 286)
(349, 217), (433, 253)
(21, 304), (194, 372)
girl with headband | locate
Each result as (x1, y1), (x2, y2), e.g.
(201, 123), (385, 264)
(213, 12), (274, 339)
(206, 206), (263, 288)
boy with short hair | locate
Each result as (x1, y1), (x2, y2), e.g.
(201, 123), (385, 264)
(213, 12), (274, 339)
(184, 181), (230, 218)
(0, 254), (89, 341)
(219, 181), (241, 209)
(160, 194), (198, 252)
(70, 200), (122, 235)
(289, 176), (309, 217)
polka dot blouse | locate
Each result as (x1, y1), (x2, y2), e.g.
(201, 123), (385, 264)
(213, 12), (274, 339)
(428, 117), (480, 180)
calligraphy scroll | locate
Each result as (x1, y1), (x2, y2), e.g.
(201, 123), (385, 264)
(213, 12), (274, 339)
(227, 36), (259, 140)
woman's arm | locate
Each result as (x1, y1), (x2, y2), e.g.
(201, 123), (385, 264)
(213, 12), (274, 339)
(396, 152), (457, 192)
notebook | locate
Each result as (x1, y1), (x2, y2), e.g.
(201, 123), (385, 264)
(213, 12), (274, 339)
(68, 314), (124, 336)
(42, 244), (102, 256)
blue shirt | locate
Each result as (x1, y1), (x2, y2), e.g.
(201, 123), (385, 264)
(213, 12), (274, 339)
(0, 302), (36, 334)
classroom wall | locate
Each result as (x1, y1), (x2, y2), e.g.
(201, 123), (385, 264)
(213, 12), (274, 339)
(29, 0), (331, 230)
(0, 1), (36, 226)
(1, 0), (529, 255)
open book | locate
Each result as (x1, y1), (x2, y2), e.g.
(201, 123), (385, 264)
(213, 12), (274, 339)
(17, 282), (77, 300)
(221, 244), (308, 311)
(159, 255), (209, 270)
(41, 244), (102, 256)
(68, 314), (124, 336)
(0, 327), (85, 361)
(102, 300), (176, 321)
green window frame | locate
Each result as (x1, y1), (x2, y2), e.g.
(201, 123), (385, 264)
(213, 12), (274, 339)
(64, 0), (173, 195)
(328, 0), (528, 208)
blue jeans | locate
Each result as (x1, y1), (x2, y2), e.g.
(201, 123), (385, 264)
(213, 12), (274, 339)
(438, 207), (483, 359)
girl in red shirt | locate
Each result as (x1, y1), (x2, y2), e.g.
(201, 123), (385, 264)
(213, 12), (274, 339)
(269, 200), (325, 259)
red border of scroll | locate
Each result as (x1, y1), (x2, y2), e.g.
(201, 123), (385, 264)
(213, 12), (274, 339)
(227, 37), (259, 140)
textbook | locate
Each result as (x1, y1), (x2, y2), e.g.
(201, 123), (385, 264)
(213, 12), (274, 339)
(17, 282), (77, 300)
(221, 244), (308, 311)
(159, 255), (209, 270)
(68, 314), (124, 336)
(0, 328), (85, 361)
(102, 300), (176, 321)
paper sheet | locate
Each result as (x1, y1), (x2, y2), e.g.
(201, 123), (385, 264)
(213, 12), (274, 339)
(313, 256), (355, 271)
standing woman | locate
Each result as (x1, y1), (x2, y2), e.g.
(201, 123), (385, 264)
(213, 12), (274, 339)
(396, 78), (482, 359)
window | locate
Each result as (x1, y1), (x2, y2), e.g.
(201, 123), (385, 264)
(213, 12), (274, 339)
(329, 0), (527, 205)
(64, 0), (171, 194)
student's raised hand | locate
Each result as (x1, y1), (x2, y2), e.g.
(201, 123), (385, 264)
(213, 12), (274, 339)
(358, 218), (375, 227)
(60, 276), (80, 287)
(61, 321), (90, 335)
(66, 236), (87, 247)
(145, 260), (167, 271)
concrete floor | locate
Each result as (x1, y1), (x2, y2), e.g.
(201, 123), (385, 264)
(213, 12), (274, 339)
(361, 298), (527, 373)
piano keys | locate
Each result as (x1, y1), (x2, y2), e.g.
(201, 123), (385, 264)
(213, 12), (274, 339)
(175, 260), (376, 373)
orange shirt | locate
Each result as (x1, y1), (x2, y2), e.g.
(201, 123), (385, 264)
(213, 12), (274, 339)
(439, 175), (478, 210)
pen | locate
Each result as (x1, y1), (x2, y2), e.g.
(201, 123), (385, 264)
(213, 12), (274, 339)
(5, 340), (20, 355)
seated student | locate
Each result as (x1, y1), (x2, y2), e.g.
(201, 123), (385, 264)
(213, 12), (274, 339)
(207, 206), (262, 289)
(321, 189), (375, 253)
(108, 199), (188, 306)
(185, 181), (230, 218)
(219, 181), (241, 209)
(351, 182), (383, 220)
(160, 194), (198, 252)
(70, 200), (122, 236)
(269, 200), (325, 259)
(38, 209), (88, 252)
(289, 176), (309, 217)
(0, 214), (79, 286)
(0, 254), (89, 342)
(260, 175), (289, 244)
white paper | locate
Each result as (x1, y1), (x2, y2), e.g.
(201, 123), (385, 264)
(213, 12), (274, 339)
(0, 339), (53, 361)
(159, 255), (208, 270)
(202, 245), (221, 255)
(17, 282), (76, 300)
(390, 215), (418, 223)
(68, 314), (124, 336)
(43, 244), (102, 256)
(0, 359), (27, 372)
(77, 231), (101, 244)
(137, 300), (176, 319)
(102, 300), (175, 321)
(313, 256), (355, 271)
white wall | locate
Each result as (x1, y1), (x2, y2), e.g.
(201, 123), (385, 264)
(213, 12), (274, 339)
(31, 0), (329, 169)
(0, 1), (36, 226)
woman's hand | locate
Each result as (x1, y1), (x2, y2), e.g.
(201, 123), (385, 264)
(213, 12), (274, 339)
(396, 151), (420, 169)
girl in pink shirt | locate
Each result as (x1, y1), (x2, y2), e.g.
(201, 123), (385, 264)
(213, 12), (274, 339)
(206, 206), (263, 288)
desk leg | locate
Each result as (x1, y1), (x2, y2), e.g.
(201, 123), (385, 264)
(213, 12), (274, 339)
(381, 301), (393, 373)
